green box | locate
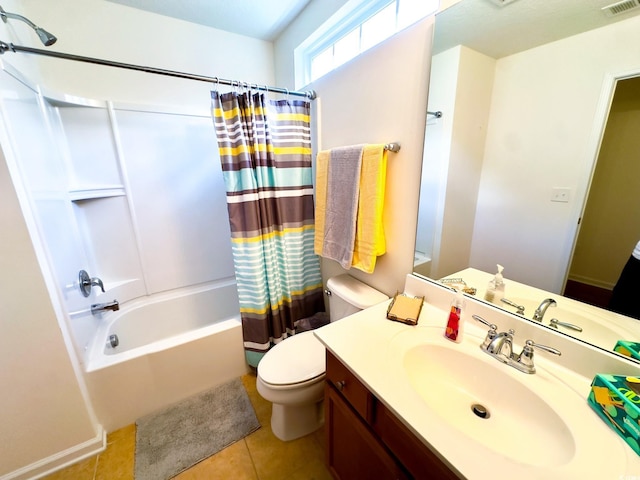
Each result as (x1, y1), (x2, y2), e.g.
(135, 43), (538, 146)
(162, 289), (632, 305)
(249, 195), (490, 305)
(614, 341), (640, 362)
(588, 374), (640, 456)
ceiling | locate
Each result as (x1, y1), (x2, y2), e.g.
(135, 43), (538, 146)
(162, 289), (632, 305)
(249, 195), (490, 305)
(435, 0), (640, 58)
(103, 0), (640, 55)
(104, 0), (313, 41)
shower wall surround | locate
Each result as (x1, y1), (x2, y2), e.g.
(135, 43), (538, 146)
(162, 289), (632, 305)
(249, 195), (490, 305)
(0, 65), (235, 366)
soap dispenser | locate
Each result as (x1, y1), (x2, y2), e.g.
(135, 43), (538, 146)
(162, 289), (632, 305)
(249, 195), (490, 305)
(444, 290), (465, 343)
(484, 264), (505, 304)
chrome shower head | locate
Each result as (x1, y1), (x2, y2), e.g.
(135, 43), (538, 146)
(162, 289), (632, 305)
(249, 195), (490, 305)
(34, 27), (57, 47)
(0, 5), (57, 46)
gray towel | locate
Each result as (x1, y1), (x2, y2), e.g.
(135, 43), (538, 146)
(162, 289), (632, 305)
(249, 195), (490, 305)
(323, 145), (364, 268)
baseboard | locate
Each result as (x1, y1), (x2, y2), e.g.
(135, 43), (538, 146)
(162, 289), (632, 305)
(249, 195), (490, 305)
(566, 273), (615, 290)
(0, 427), (106, 480)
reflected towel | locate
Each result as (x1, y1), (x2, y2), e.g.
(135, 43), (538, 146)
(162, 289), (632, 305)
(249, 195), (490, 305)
(352, 144), (387, 273)
(313, 150), (329, 256)
(319, 145), (364, 269)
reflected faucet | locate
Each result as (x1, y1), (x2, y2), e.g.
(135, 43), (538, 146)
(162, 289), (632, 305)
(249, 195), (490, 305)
(532, 298), (556, 322)
(91, 300), (119, 315)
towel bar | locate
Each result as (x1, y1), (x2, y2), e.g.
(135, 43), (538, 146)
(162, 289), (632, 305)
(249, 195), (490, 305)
(384, 143), (401, 152)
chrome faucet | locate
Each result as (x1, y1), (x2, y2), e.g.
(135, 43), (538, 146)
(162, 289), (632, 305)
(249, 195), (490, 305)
(485, 329), (514, 360)
(79, 270), (105, 297)
(532, 298), (556, 322)
(472, 315), (561, 374)
(91, 300), (119, 315)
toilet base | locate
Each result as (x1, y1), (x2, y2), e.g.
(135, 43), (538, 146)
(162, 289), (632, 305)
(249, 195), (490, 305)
(271, 399), (325, 441)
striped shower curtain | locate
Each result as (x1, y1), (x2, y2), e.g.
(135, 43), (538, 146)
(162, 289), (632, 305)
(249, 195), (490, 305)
(211, 91), (325, 367)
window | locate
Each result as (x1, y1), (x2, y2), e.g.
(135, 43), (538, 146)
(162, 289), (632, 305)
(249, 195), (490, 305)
(299, 0), (439, 88)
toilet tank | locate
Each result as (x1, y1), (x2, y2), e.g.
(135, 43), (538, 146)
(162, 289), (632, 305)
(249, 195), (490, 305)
(326, 274), (388, 321)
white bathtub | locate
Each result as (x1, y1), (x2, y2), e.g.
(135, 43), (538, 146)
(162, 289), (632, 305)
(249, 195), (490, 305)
(84, 280), (249, 432)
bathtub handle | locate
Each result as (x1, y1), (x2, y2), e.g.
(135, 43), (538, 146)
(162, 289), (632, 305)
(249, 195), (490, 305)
(79, 270), (105, 297)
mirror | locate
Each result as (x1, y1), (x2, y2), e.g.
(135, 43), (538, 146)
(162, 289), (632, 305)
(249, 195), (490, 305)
(414, 0), (640, 361)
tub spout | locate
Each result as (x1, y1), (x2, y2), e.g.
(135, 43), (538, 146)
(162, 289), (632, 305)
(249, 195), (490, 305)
(91, 300), (119, 315)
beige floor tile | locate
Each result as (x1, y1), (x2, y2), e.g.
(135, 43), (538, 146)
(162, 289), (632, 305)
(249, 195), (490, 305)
(174, 439), (258, 480)
(242, 372), (272, 427)
(36, 376), (332, 480)
(95, 425), (135, 480)
(286, 456), (334, 480)
(39, 456), (97, 480)
(245, 425), (328, 480)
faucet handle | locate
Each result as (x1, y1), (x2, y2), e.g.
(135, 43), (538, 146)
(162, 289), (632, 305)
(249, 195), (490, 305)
(79, 270), (105, 296)
(500, 297), (525, 315)
(516, 339), (561, 374)
(472, 315), (498, 349)
(523, 339), (561, 356)
(471, 314), (497, 331)
(90, 277), (105, 293)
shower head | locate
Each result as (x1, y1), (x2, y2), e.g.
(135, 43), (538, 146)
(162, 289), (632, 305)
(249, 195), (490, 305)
(0, 6), (57, 46)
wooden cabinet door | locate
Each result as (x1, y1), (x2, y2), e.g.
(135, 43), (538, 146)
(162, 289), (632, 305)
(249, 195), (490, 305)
(325, 384), (408, 480)
(373, 400), (461, 480)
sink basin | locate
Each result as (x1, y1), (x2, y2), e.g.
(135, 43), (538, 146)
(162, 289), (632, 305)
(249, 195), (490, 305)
(384, 325), (628, 475)
(403, 342), (575, 467)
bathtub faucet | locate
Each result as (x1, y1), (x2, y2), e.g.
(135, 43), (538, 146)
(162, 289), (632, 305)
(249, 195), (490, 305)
(91, 300), (119, 315)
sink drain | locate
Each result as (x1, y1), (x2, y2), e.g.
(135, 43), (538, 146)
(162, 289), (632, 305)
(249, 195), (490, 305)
(471, 403), (490, 419)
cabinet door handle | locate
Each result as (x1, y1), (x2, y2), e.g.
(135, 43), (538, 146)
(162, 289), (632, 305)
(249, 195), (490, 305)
(335, 380), (346, 391)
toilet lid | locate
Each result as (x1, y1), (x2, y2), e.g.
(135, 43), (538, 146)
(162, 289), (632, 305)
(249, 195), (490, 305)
(258, 331), (326, 386)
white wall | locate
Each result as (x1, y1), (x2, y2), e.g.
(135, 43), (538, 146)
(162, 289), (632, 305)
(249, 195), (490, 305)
(470, 14), (640, 293)
(423, 45), (495, 280)
(0, 144), (103, 478)
(6, 0), (275, 113)
(0, 1), (277, 477)
(308, 18), (435, 296)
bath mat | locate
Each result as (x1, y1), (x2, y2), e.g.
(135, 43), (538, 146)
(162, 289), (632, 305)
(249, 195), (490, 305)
(134, 378), (260, 480)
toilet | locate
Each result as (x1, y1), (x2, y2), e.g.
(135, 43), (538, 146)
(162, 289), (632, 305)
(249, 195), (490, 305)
(256, 274), (388, 441)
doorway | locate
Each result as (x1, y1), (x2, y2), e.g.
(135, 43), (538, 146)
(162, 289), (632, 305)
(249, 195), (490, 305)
(564, 76), (640, 308)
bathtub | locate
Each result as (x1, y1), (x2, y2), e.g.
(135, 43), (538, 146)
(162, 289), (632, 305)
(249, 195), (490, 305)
(84, 279), (249, 432)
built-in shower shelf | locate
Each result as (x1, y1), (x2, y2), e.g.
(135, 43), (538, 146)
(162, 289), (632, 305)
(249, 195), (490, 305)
(69, 185), (126, 202)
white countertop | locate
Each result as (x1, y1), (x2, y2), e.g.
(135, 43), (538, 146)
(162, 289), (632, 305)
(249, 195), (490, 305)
(314, 283), (640, 480)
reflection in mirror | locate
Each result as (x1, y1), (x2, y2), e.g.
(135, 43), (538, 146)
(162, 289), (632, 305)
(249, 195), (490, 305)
(439, 268), (640, 364)
(414, 0), (640, 361)
(565, 78), (640, 318)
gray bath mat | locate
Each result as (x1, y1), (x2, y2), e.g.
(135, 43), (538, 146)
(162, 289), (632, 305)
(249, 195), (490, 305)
(134, 378), (260, 480)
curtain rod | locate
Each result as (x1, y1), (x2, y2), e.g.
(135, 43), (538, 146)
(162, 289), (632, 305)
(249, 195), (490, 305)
(0, 41), (317, 100)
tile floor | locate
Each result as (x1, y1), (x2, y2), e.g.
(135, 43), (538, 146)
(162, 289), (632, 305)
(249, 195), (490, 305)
(42, 373), (332, 480)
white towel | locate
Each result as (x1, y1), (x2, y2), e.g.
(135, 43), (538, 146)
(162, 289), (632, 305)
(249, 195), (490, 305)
(321, 145), (364, 269)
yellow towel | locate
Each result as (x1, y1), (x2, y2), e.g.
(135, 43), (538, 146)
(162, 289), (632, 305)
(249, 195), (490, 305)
(314, 150), (329, 256)
(352, 144), (387, 273)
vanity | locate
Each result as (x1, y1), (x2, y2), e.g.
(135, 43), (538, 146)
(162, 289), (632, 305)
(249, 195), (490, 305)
(315, 274), (640, 479)
(325, 349), (459, 479)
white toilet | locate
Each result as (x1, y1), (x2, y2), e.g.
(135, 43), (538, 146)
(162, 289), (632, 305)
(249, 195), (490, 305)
(256, 274), (387, 441)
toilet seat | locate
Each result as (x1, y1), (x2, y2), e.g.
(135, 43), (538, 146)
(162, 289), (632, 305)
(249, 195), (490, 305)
(258, 330), (326, 387)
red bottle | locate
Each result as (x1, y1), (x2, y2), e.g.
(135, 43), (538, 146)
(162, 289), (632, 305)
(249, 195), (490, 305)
(444, 291), (465, 343)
